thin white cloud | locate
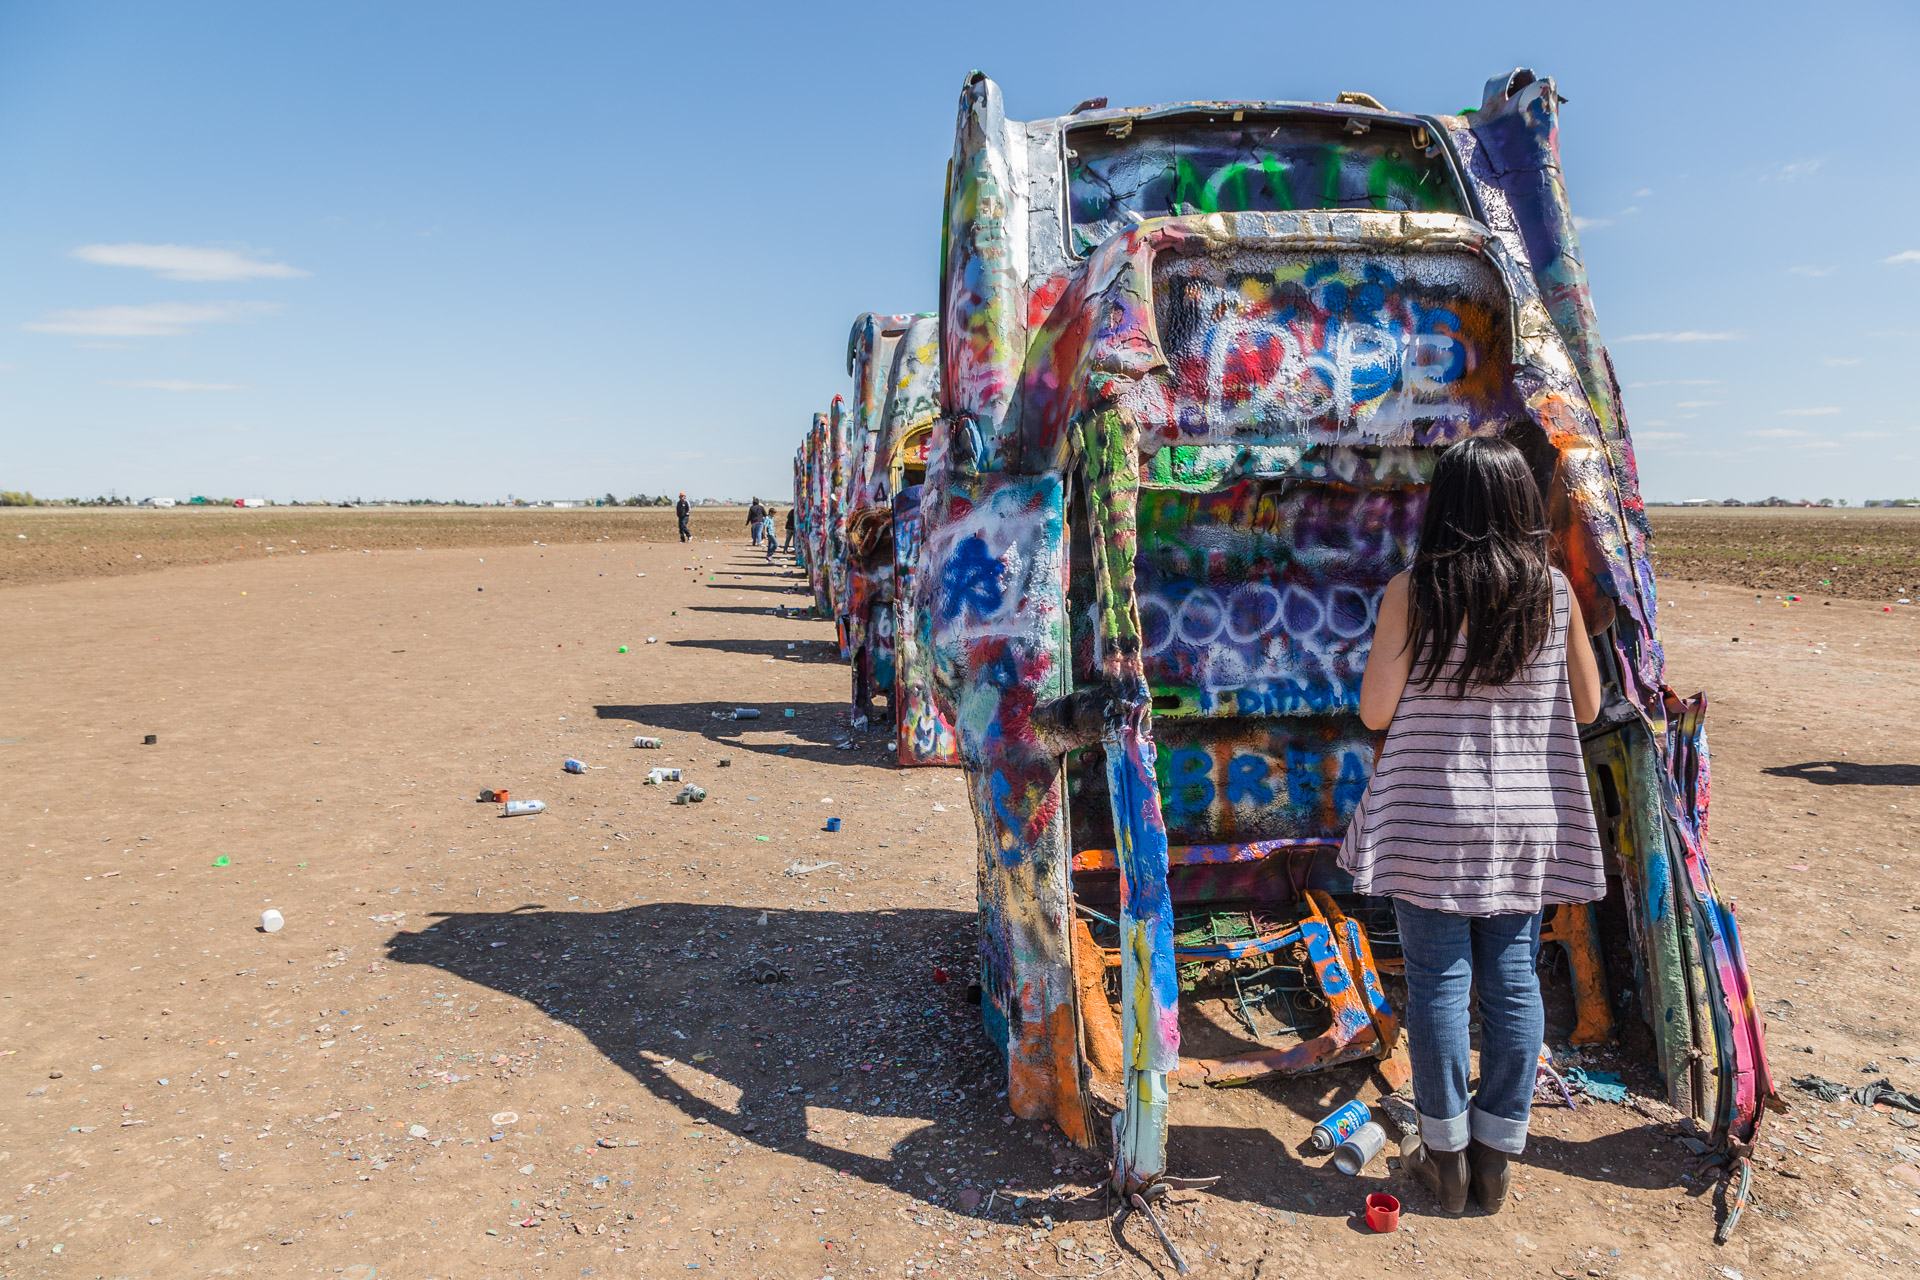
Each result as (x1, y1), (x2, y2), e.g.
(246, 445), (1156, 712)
(1632, 187), (1654, 198)
(1777, 407), (1842, 417)
(71, 243), (306, 282)
(1846, 430), (1893, 440)
(1788, 265), (1832, 277)
(1884, 250), (1920, 265)
(1761, 159), (1822, 183)
(1748, 428), (1808, 439)
(111, 379), (247, 392)
(23, 300), (276, 338)
(1619, 331), (1739, 343)
(1572, 216), (1611, 232)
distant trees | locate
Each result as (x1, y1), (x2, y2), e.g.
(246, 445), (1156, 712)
(0, 490), (35, 506)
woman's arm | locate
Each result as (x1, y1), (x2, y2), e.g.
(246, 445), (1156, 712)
(1358, 572), (1415, 731)
(1564, 589), (1604, 724)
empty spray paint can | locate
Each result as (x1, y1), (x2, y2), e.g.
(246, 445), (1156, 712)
(731, 708), (761, 720)
(646, 768), (682, 785)
(503, 800), (546, 816)
(632, 736), (662, 749)
(1332, 1121), (1388, 1175)
(564, 758), (587, 774)
(673, 784), (707, 805)
(1308, 1099), (1372, 1153)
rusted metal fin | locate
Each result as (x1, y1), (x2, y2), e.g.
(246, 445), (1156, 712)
(1129, 1192), (1190, 1275)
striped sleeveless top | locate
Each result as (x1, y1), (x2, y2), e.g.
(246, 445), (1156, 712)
(1337, 567), (1605, 916)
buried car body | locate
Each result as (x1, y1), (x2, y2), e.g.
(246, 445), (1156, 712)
(911, 69), (1777, 1194)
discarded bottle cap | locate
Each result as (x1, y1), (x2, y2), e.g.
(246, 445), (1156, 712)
(618, 645), (629, 653)
(783, 708), (794, 718)
(478, 788), (509, 803)
(503, 799), (546, 816)
(259, 909), (284, 933)
(1365, 1192), (1400, 1233)
(731, 708), (761, 720)
(632, 736), (662, 749)
(716, 757), (732, 767)
(564, 758), (587, 774)
(825, 817), (842, 832)
(143, 734), (157, 745)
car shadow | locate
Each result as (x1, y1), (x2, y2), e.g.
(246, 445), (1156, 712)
(665, 637), (844, 665)
(388, 903), (1685, 1246)
(594, 700), (887, 765)
(388, 903), (1096, 1218)
(1761, 760), (1920, 787)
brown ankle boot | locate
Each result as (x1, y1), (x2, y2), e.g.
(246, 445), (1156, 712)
(1467, 1138), (1511, 1213)
(1401, 1138), (1469, 1214)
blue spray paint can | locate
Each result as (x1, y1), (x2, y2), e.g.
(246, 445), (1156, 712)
(1308, 1099), (1372, 1153)
(564, 758), (587, 774)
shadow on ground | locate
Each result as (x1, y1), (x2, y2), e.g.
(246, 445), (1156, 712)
(1761, 760), (1920, 787)
(595, 700), (892, 766)
(388, 903), (1684, 1242)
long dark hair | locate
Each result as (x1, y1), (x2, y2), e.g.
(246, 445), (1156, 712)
(1407, 437), (1555, 697)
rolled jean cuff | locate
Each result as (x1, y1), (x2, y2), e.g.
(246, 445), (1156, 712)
(1417, 1109), (1469, 1153)
(1470, 1104), (1530, 1154)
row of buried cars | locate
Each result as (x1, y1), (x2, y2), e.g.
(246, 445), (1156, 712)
(793, 69), (1777, 1208)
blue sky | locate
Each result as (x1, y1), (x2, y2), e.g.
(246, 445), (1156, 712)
(1, 1), (1914, 503)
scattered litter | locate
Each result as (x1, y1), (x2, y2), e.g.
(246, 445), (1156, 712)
(633, 737), (662, 749)
(785, 860), (839, 876)
(503, 800), (546, 817)
(211, 855), (230, 867)
(143, 734), (157, 745)
(1365, 1191), (1400, 1233)
(824, 817), (841, 833)
(1856, 1078), (1920, 1113)
(1564, 1067), (1628, 1103)
(478, 788), (509, 803)
(672, 785), (707, 805)
(717, 757), (731, 767)
(646, 637), (658, 644)
(409, 1124), (429, 1139)
(738, 958), (791, 985)
(563, 758), (587, 774)
(259, 909), (284, 933)
(617, 645), (629, 653)
(731, 708), (761, 720)
(492, 1111), (518, 1126)
(1332, 1121), (1388, 1175)
(1792, 1073), (1851, 1104)
(645, 768), (682, 785)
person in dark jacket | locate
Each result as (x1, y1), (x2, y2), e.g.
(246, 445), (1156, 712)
(783, 507), (796, 553)
(675, 493), (692, 542)
(747, 498), (767, 547)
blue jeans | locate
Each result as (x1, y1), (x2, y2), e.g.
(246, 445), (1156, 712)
(1393, 899), (1543, 1155)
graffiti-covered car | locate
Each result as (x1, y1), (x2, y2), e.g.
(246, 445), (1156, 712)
(915, 69), (1775, 1199)
(843, 313), (931, 727)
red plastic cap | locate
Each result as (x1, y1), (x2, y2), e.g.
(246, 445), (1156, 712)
(1365, 1192), (1400, 1233)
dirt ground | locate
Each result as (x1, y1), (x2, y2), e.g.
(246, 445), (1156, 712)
(1, 508), (1917, 1279)
(1643, 506), (1920, 603)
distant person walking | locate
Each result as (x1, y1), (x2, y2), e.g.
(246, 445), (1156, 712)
(676, 493), (692, 542)
(782, 507), (796, 553)
(747, 498), (767, 548)
(763, 509), (779, 561)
